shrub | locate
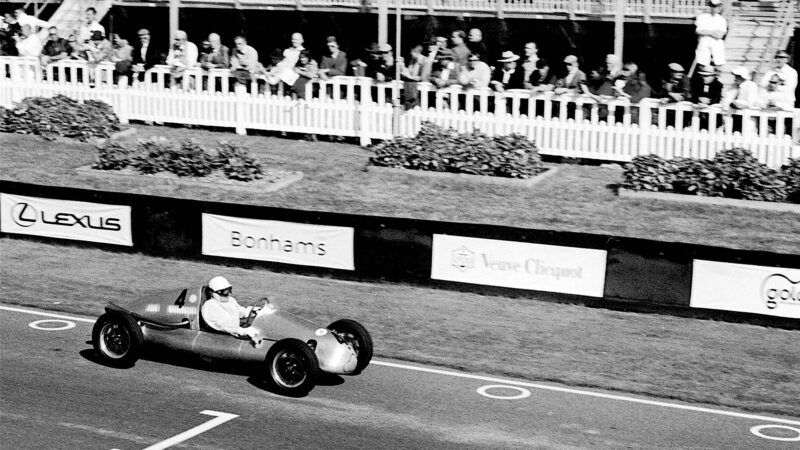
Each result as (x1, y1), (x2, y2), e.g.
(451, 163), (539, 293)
(0, 95), (119, 141)
(780, 158), (800, 203)
(369, 121), (544, 179)
(93, 141), (132, 170)
(131, 136), (174, 174)
(216, 141), (263, 181)
(164, 139), (214, 177)
(623, 148), (789, 202)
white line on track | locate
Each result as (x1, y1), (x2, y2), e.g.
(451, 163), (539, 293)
(142, 410), (239, 450)
(3, 304), (798, 427)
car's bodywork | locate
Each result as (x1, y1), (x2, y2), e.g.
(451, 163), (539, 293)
(92, 283), (372, 395)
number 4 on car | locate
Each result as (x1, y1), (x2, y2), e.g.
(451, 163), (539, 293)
(91, 282), (372, 396)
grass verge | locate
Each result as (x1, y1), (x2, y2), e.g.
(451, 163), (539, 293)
(2, 237), (797, 418)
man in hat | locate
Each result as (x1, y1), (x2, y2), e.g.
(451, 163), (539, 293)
(362, 42), (394, 82)
(722, 66), (758, 110)
(490, 50), (525, 92)
(459, 52), (492, 89)
(759, 50), (796, 107)
(690, 64), (722, 105)
(554, 55), (587, 95)
(759, 73), (793, 111)
(658, 62), (691, 103)
(694, 0), (727, 67)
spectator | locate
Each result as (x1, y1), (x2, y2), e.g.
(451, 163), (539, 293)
(613, 62), (651, 103)
(401, 44), (426, 109)
(40, 26), (69, 68)
(199, 33), (230, 70)
(363, 42), (394, 82)
(529, 58), (556, 92)
(292, 49), (319, 99)
(554, 54), (587, 95)
(420, 38), (441, 81)
(690, 65), (722, 106)
(111, 34), (133, 82)
(490, 51), (525, 92)
(76, 7), (104, 45)
(759, 50), (797, 108)
(268, 32), (306, 86)
(467, 28), (488, 63)
(521, 42), (539, 87)
(132, 28), (161, 76)
(13, 24), (43, 57)
(281, 32), (305, 68)
(759, 74), (793, 111)
(0, 16), (17, 56)
(66, 34), (83, 60)
(84, 30), (112, 85)
(429, 48), (460, 88)
(4, 12), (21, 38)
(694, 0), (726, 68)
(14, 7), (50, 35)
(587, 54), (623, 96)
(319, 36), (348, 80)
(435, 36), (448, 51)
(230, 35), (259, 85)
(450, 30), (470, 68)
(722, 66), (758, 110)
(458, 52), (491, 89)
(166, 29), (198, 88)
(658, 62), (691, 103)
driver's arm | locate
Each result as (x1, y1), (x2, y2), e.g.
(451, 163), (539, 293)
(201, 300), (253, 337)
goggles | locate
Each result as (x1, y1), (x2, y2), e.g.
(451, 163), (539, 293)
(215, 287), (232, 296)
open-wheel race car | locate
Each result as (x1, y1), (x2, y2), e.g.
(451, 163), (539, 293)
(91, 283), (373, 396)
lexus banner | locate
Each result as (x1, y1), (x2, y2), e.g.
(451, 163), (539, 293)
(0, 193), (133, 246)
(691, 260), (800, 319)
(431, 234), (607, 297)
(202, 213), (355, 270)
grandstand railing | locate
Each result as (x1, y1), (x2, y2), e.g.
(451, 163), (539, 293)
(134, 0), (710, 19)
(1, 56), (798, 168)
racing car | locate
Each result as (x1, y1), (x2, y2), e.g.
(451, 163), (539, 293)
(91, 283), (372, 396)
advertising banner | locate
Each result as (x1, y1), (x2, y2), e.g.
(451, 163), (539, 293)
(691, 260), (800, 319)
(202, 213), (355, 270)
(431, 234), (607, 297)
(0, 193), (132, 246)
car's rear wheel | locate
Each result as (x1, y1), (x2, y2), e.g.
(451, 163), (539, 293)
(327, 319), (373, 375)
(264, 338), (319, 396)
(92, 312), (142, 368)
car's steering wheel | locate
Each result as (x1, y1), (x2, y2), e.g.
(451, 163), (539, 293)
(243, 297), (272, 327)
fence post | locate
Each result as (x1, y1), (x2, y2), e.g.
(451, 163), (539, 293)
(234, 83), (247, 135)
(116, 78), (130, 125)
(358, 77), (373, 146)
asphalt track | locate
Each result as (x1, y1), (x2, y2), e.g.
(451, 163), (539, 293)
(1, 305), (799, 450)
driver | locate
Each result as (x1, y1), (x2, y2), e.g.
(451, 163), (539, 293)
(202, 276), (262, 346)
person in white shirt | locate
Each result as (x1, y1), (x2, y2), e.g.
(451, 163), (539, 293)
(459, 52), (491, 89)
(759, 74), (794, 111)
(14, 24), (43, 57)
(166, 29), (198, 87)
(694, 0), (727, 67)
(14, 8), (51, 34)
(201, 276), (262, 345)
(76, 7), (105, 45)
(758, 50), (797, 108)
(521, 42), (539, 87)
(722, 66), (759, 110)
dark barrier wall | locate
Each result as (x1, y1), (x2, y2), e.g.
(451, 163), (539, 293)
(2, 180), (799, 328)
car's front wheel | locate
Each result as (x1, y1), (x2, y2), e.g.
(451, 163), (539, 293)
(264, 338), (319, 396)
(327, 319), (373, 375)
(92, 312), (142, 368)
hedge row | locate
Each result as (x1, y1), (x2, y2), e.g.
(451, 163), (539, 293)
(622, 149), (800, 203)
(369, 121), (545, 179)
(94, 137), (264, 182)
(0, 95), (120, 141)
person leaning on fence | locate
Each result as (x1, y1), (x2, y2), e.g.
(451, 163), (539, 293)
(690, 64), (722, 106)
(291, 49), (319, 100)
(229, 35), (259, 87)
(362, 43), (395, 82)
(199, 33), (230, 71)
(429, 48), (461, 89)
(759, 74), (793, 111)
(40, 27), (69, 70)
(458, 52), (491, 90)
(554, 54), (587, 95)
(400, 44), (426, 109)
(132, 28), (163, 82)
(759, 50), (797, 108)
(529, 58), (556, 93)
(111, 33), (134, 83)
(694, 0), (727, 67)
(166, 30), (198, 88)
(13, 24), (42, 57)
(319, 36), (348, 80)
(658, 62), (690, 103)
(85, 30), (112, 86)
(490, 51), (525, 93)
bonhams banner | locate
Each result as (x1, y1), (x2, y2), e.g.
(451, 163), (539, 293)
(0, 193), (132, 246)
(691, 260), (800, 319)
(431, 234), (607, 297)
(202, 213), (355, 270)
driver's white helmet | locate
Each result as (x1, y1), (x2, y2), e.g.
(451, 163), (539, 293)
(208, 276), (232, 295)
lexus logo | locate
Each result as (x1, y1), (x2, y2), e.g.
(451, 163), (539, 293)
(11, 202), (37, 227)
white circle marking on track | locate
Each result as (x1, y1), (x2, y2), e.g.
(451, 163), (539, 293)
(28, 319), (76, 331)
(750, 424), (800, 442)
(477, 384), (532, 400)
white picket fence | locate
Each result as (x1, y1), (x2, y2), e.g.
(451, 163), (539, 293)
(1, 56), (799, 167)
